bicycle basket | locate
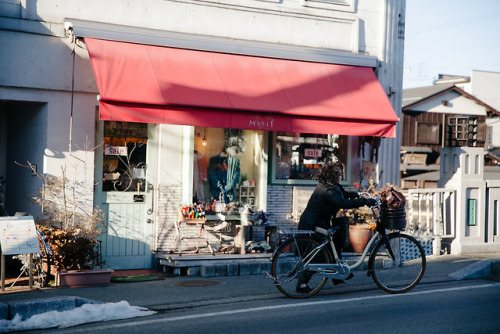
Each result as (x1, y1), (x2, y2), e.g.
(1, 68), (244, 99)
(379, 206), (407, 230)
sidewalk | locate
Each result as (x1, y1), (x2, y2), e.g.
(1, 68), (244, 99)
(1, 253), (499, 320)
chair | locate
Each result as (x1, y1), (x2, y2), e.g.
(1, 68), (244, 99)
(170, 218), (214, 256)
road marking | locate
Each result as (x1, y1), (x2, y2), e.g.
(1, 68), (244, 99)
(66, 282), (500, 332)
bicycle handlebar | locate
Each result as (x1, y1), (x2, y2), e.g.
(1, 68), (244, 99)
(358, 192), (382, 206)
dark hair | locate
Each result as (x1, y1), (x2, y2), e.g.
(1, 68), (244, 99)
(316, 161), (343, 185)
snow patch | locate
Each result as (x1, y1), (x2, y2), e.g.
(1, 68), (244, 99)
(0, 300), (156, 332)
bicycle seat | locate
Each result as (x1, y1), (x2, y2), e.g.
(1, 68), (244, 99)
(315, 226), (339, 237)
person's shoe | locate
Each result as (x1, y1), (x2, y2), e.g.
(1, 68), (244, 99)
(296, 283), (312, 293)
(332, 272), (354, 285)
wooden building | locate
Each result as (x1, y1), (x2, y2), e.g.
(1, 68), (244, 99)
(400, 80), (500, 189)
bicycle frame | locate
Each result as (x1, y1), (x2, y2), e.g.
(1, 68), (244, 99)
(303, 231), (376, 278)
(297, 224), (396, 280)
(271, 201), (399, 284)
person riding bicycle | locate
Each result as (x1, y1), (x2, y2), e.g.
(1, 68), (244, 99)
(297, 161), (377, 292)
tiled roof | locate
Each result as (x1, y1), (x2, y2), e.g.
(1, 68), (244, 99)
(402, 83), (455, 108)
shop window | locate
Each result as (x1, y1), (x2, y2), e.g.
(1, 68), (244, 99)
(271, 132), (349, 185)
(416, 122), (440, 145)
(193, 127), (264, 211)
(102, 121), (148, 192)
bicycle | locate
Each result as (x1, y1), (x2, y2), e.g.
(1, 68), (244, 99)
(10, 253), (47, 288)
(268, 195), (426, 298)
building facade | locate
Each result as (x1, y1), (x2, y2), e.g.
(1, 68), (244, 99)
(0, 0), (405, 269)
(401, 76), (500, 189)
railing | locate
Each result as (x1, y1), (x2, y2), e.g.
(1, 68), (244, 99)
(403, 188), (456, 255)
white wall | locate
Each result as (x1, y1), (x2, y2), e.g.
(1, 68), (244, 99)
(409, 91), (487, 116)
(21, 0), (386, 54)
(0, 29), (96, 93)
(468, 71), (500, 111)
(0, 29), (98, 216)
(465, 70), (500, 148)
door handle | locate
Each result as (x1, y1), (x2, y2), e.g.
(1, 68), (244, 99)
(147, 183), (154, 215)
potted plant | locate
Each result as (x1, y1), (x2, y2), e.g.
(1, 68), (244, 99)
(37, 225), (113, 288)
(26, 161), (113, 288)
(344, 206), (376, 253)
(340, 179), (378, 253)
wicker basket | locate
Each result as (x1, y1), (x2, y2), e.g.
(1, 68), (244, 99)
(379, 207), (407, 230)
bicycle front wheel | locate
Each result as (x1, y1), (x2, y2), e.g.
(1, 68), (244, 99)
(271, 236), (331, 298)
(369, 232), (426, 294)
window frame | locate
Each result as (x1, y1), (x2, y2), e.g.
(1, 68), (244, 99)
(416, 122), (441, 145)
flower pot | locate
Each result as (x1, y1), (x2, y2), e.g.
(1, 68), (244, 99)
(349, 224), (374, 253)
(58, 269), (114, 288)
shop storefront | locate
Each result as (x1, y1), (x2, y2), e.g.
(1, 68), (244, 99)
(0, 0), (405, 271)
(78, 31), (398, 269)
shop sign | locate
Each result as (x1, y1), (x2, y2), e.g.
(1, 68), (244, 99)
(304, 149), (322, 158)
(248, 118), (275, 129)
(361, 160), (379, 183)
(105, 144), (127, 156)
(293, 186), (314, 218)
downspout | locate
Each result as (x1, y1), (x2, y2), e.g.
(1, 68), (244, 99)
(69, 36), (76, 158)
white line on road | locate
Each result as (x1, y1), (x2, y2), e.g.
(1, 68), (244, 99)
(66, 282), (500, 332)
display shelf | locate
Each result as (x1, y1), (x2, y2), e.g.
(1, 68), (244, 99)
(239, 185), (256, 207)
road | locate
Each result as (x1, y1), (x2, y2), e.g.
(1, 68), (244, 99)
(39, 279), (500, 334)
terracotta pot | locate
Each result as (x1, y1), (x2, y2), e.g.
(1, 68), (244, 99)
(58, 269), (114, 288)
(349, 224), (374, 253)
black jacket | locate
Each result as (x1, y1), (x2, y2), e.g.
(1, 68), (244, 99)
(298, 183), (366, 231)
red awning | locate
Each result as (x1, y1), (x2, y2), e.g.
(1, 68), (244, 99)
(85, 37), (398, 137)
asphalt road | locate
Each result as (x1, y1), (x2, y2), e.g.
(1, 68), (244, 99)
(35, 279), (500, 334)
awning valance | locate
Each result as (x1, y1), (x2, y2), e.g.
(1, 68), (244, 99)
(85, 37), (398, 137)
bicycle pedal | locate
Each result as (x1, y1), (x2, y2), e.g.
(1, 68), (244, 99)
(332, 279), (346, 285)
(264, 271), (277, 282)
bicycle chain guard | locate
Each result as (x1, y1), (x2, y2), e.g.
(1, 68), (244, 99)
(307, 262), (351, 280)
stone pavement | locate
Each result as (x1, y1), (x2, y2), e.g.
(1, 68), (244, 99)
(1, 253), (499, 322)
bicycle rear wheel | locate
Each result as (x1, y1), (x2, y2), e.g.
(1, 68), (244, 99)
(271, 236), (331, 298)
(369, 232), (426, 294)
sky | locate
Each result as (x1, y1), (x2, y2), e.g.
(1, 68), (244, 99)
(403, 0), (500, 89)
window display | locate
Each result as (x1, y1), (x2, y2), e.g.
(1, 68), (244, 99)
(207, 148), (240, 203)
(273, 132), (348, 184)
(102, 121), (148, 192)
(193, 127), (263, 211)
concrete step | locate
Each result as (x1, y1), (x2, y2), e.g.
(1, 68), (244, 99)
(157, 252), (372, 277)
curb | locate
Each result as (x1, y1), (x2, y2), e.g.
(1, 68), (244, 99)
(489, 260), (500, 281)
(449, 259), (500, 281)
(0, 296), (97, 321)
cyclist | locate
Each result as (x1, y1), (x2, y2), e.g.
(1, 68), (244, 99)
(296, 161), (377, 292)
